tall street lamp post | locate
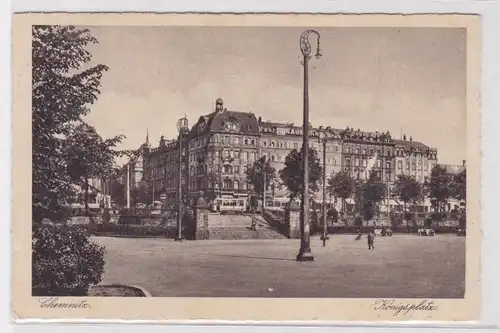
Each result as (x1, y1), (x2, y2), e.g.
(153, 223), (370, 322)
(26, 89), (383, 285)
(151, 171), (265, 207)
(297, 29), (322, 262)
(318, 131), (328, 247)
(176, 116), (189, 242)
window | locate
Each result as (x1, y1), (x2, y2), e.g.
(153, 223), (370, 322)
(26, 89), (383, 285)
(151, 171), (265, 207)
(363, 149), (367, 155)
(263, 140), (268, 147)
(355, 158), (359, 166)
(235, 165), (240, 174)
(412, 162), (416, 170)
(223, 165), (233, 174)
(406, 162), (410, 170)
(294, 142), (299, 149)
(355, 148), (360, 154)
(271, 155), (276, 162)
(244, 138), (248, 145)
(234, 181), (240, 190)
(370, 149), (374, 155)
(398, 161), (402, 170)
(346, 146), (351, 153)
(271, 141), (276, 147)
(251, 139), (255, 145)
(234, 150), (240, 158)
(244, 151), (249, 160)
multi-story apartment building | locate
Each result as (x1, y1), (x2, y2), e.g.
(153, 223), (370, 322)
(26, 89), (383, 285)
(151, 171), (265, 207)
(142, 134), (189, 205)
(393, 134), (438, 183)
(186, 98), (261, 203)
(259, 121), (342, 200)
(121, 99), (440, 210)
(340, 127), (396, 183)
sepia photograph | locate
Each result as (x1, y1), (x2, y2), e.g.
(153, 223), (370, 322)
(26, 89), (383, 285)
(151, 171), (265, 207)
(12, 13), (481, 321)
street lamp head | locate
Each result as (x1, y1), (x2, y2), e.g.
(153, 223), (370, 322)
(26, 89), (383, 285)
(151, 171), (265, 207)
(299, 29), (321, 59)
(176, 117), (189, 134)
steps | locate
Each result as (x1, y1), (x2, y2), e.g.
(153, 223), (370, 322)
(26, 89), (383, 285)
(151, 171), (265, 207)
(207, 226), (286, 240)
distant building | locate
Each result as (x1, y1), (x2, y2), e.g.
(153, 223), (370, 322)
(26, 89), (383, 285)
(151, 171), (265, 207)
(259, 121), (342, 201)
(340, 127), (395, 183)
(393, 135), (438, 183)
(130, 98), (443, 210)
(186, 98), (261, 203)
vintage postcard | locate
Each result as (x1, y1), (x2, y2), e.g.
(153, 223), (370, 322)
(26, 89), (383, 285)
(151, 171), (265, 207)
(12, 13), (481, 322)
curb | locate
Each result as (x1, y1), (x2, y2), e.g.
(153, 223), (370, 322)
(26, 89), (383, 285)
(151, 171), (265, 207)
(93, 284), (152, 297)
(131, 285), (152, 297)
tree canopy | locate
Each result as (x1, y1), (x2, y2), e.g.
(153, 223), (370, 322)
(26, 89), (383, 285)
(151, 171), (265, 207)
(279, 147), (322, 200)
(356, 170), (387, 221)
(245, 156), (276, 199)
(425, 165), (452, 212)
(327, 170), (355, 211)
(32, 25), (123, 222)
(392, 174), (422, 211)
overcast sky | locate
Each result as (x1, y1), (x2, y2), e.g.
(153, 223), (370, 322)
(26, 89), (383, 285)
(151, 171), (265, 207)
(82, 26), (466, 165)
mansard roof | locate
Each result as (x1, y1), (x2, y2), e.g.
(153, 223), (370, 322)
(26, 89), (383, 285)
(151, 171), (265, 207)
(394, 139), (430, 151)
(189, 110), (260, 137)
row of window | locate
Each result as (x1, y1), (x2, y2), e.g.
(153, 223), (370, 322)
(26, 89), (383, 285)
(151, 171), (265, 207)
(344, 146), (393, 157)
(189, 179), (248, 191)
(396, 160), (430, 171)
(261, 139), (341, 153)
(344, 158), (391, 169)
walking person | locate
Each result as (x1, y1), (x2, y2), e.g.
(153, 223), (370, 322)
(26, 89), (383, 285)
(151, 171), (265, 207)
(367, 228), (375, 250)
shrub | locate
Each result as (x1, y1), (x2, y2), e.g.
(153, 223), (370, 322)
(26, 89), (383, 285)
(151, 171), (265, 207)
(32, 223), (106, 296)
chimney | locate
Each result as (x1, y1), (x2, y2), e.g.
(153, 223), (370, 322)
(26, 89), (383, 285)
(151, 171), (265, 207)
(410, 136), (413, 141)
(462, 160), (466, 167)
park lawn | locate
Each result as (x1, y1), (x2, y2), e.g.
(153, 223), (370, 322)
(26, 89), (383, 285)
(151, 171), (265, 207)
(92, 234), (465, 298)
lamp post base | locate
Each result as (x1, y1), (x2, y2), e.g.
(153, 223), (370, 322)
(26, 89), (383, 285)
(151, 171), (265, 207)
(296, 249), (315, 262)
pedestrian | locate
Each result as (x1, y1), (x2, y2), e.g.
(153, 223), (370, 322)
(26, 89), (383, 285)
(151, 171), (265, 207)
(367, 228), (375, 250)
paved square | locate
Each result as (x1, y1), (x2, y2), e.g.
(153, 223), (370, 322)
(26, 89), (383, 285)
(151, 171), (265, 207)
(93, 234), (465, 298)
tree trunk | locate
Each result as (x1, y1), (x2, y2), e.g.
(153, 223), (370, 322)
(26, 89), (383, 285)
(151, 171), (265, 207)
(84, 176), (89, 216)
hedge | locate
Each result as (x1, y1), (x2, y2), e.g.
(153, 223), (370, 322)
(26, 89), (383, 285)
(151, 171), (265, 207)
(85, 223), (179, 238)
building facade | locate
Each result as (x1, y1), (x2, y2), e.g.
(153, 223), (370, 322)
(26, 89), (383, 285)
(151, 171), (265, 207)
(122, 98), (441, 210)
(340, 127), (396, 183)
(259, 121), (342, 201)
(186, 98), (261, 203)
(393, 135), (438, 183)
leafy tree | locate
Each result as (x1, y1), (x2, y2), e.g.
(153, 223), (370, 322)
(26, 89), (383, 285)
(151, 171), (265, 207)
(279, 147), (323, 201)
(425, 165), (452, 212)
(32, 25), (112, 223)
(245, 156), (276, 202)
(392, 174), (422, 213)
(109, 175), (126, 207)
(32, 26), (111, 296)
(327, 170), (355, 212)
(66, 122), (124, 214)
(356, 170), (387, 221)
(451, 169), (466, 204)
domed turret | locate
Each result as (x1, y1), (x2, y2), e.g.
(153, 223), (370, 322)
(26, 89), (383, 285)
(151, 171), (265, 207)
(215, 98), (224, 113)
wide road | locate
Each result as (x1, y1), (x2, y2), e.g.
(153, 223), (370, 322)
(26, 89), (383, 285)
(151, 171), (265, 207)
(92, 234), (465, 298)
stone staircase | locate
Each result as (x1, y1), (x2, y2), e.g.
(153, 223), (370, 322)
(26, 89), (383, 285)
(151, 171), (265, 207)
(206, 214), (286, 240)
